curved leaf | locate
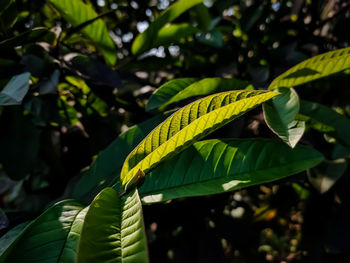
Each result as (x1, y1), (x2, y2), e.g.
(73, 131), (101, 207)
(153, 23), (200, 48)
(0, 222), (29, 256)
(121, 90), (279, 185)
(300, 100), (350, 146)
(268, 47), (350, 90)
(0, 72), (31, 106)
(77, 188), (148, 263)
(131, 0), (203, 55)
(49, 0), (117, 65)
(146, 77), (250, 111)
(139, 138), (324, 203)
(0, 200), (86, 263)
(263, 87), (305, 148)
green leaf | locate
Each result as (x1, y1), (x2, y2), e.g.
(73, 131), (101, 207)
(0, 72), (30, 106)
(49, 0), (117, 65)
(307, 159), (347, 194)
(146, 77), (250, 111)
(268, 47), (350, 90)
(0, 200), (86, 263)
(71, 113), (167, 200)
(77, 188), (148, 263)
(0, 27), (56, 49)
(263, 87), (305, 148)
(0, 222), (29, 256)
(131, 0), (203, 55)
(139, 138), (323, 203)
(300, 100), (350, 146)
(152, 23), (200, 48)
(121, 90), (279, 185)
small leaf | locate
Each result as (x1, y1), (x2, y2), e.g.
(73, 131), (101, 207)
(308, 159), (347, 194)
(131, 0), (203, 55)
(139, 139), (323, 203)
(77, 188), (148, 263)
(0, 201), (86, 263)
(300, 100), (350, 146)
(146, 77), (250, 111)
(0, 222), (29, 256)
(0, 72), (30, 106)
(121, 90), (279, 185)
(263, 87), (305, 148)
(49, 0), (117, 65)
(268, 47), (350, 90)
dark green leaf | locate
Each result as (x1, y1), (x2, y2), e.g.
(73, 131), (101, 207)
(0, 28), (56, 49)
(300, 100), (350, 146)
(0, 200), (86, 263)
(140, 139), (323, 203)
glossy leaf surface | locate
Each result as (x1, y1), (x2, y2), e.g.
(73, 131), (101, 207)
(121, 90), (279, 185)
(77, 188), (148, 263)
(0, 201), (86, 263)
(139, 139), (324, 203)
(268, 47), (350, 90)
(263, 87), (305, 148)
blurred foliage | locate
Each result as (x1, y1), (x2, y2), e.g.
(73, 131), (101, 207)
(0, 0), (350, 262)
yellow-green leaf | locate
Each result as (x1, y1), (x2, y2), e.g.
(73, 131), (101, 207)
(49, 0), (117, 65)
(121, 90), (279, 184)
(268, 47), (350, 90)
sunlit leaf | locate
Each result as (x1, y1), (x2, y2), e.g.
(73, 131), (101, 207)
(140, 138), (323, 203)
(268, 47), (350, 90)
(77, 188), (148, 263)
(0, 201), (86, 263)
(49, 0), (117, 65)
(131, 0), (203, 55)
(152, 23), (200, 48)
(263, 87), (305, 148)
(121, 90), (279, 185)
